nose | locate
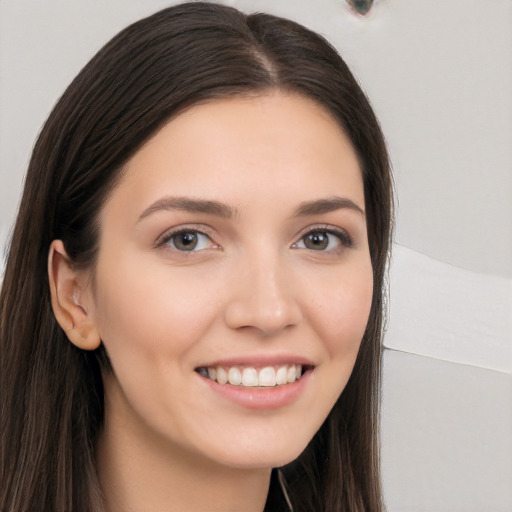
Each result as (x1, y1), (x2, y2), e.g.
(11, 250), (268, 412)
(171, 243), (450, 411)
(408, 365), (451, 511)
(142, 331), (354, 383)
(224, 252), (303, 336)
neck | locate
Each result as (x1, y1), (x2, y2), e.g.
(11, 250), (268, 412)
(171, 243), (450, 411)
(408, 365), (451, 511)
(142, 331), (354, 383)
(96, 376), (271, 512)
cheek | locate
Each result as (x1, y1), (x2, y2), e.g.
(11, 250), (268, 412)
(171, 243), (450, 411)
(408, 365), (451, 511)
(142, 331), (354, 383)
(306, 261), (373, 359)
(91, 254), (220, 366)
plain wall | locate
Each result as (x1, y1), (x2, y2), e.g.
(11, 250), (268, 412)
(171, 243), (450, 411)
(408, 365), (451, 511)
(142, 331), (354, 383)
(1, 1), (511, 510)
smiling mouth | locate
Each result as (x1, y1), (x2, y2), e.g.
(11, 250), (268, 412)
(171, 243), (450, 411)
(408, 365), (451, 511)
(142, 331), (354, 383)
(195, 364), (310, 387)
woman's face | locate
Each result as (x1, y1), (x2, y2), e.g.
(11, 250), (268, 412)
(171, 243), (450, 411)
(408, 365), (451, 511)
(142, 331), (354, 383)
(86, 92), (373, 469)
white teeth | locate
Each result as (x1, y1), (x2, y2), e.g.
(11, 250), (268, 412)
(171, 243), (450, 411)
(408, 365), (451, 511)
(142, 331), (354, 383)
(201, 364), (306, 387)
(228, 367), (242, 385)
(258, 367), (276, 387)
(242, 367), (258, 387)
(276, 366), (288, 385)
(216, 366), (228, 385)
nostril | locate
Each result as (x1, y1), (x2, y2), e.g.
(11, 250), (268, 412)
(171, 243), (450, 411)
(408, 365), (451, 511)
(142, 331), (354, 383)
(223, 262), (303, 334)
(224, 295), (303, 335)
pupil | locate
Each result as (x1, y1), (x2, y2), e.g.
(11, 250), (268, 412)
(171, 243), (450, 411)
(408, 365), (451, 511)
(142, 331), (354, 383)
(305, 232), (328, 250)
(175, 232), (198, 250)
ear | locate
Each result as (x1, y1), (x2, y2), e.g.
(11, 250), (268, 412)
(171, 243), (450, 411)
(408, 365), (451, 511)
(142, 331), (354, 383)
(48, 240), (101, 350)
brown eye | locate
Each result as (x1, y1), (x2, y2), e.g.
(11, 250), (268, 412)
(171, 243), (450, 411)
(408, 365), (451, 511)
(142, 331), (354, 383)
(173, 232), (198, 251)
(303, 231), (329, 250)
(293, 228), (353, 252)
(165, 231), (211, 251)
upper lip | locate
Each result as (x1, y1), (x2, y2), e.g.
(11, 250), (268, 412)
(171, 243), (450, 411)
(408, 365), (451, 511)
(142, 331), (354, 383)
(195, 354), (316, 369)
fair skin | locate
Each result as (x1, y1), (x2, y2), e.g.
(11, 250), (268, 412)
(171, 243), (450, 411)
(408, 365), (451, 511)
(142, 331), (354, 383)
(49, 92), (373, 512)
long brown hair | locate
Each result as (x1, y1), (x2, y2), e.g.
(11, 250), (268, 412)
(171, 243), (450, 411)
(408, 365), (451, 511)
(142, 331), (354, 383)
(0, 3), (392, 511)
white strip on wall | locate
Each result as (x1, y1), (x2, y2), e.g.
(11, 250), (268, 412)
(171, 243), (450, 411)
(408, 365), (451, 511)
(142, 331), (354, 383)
(386, 244), (512, 373)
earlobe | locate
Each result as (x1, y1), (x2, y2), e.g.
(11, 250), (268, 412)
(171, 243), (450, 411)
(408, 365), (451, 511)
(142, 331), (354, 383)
(48, 240), (101, 350)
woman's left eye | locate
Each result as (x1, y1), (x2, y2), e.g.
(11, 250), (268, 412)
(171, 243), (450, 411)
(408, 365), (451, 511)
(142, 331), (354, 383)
(293, 229), (352, 251)
(163, 230), (213, 252)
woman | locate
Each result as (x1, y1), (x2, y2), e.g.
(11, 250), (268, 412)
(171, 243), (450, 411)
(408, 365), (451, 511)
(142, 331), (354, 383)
(0, 3), (392, 511)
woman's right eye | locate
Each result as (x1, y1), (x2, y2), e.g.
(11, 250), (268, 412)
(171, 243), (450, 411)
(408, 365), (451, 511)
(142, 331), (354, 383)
(162, 230), (213, 252)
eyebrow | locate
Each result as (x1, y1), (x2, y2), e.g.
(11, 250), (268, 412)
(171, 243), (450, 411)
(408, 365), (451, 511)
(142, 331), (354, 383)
(138, 196), (236, 221)
(293, 196), (365, 217)
(138, 195), (364, 222)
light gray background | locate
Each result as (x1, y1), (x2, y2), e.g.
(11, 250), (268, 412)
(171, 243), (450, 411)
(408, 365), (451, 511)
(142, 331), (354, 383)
(1, 1), (511, 510)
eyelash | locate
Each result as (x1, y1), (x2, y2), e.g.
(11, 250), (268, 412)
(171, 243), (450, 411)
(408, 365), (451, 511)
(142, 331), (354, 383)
(156, 226), (217, 252)
(155, 225), (354, 253)
(292, 225), (354, 252)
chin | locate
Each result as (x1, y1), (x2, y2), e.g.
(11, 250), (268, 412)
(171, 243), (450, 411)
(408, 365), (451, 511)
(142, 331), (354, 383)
(200, 428), (315, 471)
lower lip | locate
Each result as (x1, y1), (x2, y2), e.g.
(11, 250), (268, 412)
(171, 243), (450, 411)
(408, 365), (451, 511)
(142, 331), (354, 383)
(199, 370), (312, 410)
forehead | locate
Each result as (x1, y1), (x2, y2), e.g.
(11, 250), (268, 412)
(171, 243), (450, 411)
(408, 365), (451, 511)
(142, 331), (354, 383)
(103, 92), (364, 220)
